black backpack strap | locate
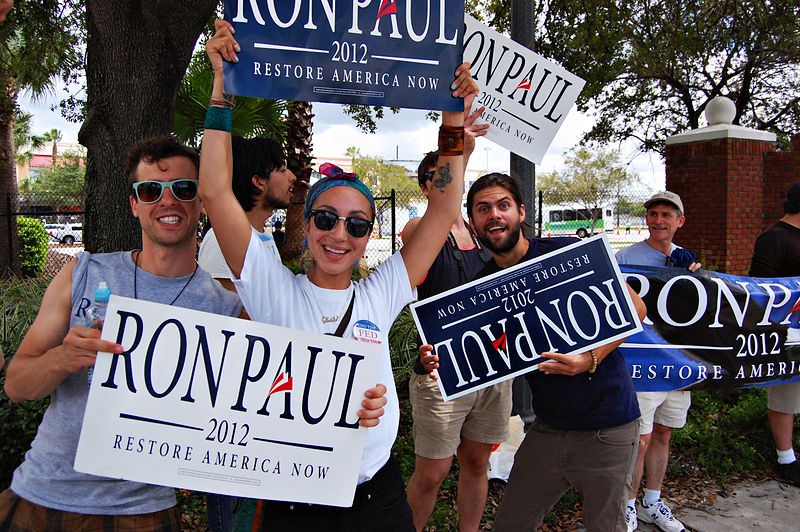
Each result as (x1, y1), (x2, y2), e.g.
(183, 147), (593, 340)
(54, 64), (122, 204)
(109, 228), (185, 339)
(331, 292), (356, 338)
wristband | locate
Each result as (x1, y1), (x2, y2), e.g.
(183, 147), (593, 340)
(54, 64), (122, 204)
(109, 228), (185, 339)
(438, 125), (465, 156)
(204, 105), (233, 132)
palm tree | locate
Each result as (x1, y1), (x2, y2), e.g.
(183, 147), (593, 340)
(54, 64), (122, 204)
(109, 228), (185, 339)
(12, 109), (44, 166)
(41, 128), (62, 165)
(283, 100), (314, 260)
(345, 146), (360, 172)
(0, 1), (82, 275)
(173, 51), (287, 148)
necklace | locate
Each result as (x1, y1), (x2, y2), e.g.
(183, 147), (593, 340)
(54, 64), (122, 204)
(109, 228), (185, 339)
(133, 250), (198, 305)
(308, 281), (353, 324)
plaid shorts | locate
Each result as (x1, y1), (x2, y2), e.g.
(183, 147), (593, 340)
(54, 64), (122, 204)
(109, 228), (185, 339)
(0, 489), (180, 531)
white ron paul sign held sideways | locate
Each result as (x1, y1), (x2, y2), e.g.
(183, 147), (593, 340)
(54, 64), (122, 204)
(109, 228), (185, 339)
(463, 14), (585, 165)
(75, 296), (379, 507)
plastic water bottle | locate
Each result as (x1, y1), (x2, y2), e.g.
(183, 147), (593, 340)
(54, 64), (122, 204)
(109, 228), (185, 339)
(85, 281), (111, 385)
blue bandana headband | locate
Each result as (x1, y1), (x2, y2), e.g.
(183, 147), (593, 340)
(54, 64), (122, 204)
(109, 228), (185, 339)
(303, 162), (376, 221)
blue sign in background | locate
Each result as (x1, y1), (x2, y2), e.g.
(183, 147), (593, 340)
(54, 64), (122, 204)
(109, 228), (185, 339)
(412, 236), (642, 400)
(619, 266), (800, 392)
(223, 0), (465, 111)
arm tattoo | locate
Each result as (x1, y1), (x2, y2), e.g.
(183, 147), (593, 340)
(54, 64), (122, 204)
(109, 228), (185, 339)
(433, 162), (453, 193)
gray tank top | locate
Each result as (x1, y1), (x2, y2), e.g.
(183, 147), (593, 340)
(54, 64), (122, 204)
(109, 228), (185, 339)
(11, 251), (241, 514)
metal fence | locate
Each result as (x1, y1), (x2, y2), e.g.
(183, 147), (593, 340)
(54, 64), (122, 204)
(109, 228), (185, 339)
(531, 187), (656, 252)
(3, 192), (84, 276)
(4, 185), (658, 278)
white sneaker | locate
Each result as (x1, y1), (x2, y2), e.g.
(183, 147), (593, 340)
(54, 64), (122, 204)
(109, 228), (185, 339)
(625, 505), (638, 532)
(639, 499), (686, 532)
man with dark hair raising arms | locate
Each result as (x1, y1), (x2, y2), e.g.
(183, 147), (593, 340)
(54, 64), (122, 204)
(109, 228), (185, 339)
(199, 135), (296, 293)
(750, 181), (800, 487)
(0, 136), (243, 530)
(423, 173), (646, 531)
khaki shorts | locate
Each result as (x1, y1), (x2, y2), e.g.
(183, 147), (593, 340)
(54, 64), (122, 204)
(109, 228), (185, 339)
(408, 373), (512, 459)
(636, 391), (691, 435)
(767, 381), (800, 414)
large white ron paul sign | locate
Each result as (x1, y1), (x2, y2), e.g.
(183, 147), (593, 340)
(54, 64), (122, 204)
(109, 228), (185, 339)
(75, 296), (379, 507)
(464, 14), (585, 164)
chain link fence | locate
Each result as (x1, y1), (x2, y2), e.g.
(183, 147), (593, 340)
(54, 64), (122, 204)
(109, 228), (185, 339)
(3, 192), (84, 277)
(5, 184), (658, 279)
(252, 186), (657, 268)
(531, 187), (656, 252)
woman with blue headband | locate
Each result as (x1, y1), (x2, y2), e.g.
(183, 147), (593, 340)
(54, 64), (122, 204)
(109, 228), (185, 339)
(200, 22), (476, 531)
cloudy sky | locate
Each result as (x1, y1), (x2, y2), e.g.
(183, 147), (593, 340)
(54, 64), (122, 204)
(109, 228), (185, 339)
(20, 81), (666, 191)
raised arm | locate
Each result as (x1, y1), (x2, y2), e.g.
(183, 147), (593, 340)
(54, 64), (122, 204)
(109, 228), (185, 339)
(400, 64), (478, 286)
(5, 261), (124, 402)
(198, 21), (252, 278)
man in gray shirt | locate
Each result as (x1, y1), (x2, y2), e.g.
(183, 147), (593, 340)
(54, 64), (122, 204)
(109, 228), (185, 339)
(616, 191), (699, 532)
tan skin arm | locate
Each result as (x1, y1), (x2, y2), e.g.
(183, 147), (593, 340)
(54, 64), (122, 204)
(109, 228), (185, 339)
(4, 260), (124, 402)
(198, 21), (251, 279)
(400, 95), (487, 249)
(398, 65), (478, 288)
(421, 284), (647, 379)
(200, 21), (386, 425)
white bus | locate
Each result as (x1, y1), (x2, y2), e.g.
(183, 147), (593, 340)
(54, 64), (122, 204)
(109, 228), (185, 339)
(541, 204), (615, 238)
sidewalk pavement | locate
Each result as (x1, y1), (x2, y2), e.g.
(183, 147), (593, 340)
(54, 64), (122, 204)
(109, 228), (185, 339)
(492, 417), (800, 531)
(639, 479), (800, 531)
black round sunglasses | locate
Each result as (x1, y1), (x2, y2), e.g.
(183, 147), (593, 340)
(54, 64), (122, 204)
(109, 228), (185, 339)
(310, 209), (373, 238)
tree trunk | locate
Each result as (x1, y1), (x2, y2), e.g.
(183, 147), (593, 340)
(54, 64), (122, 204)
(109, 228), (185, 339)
(283, 100), (314, 260)
(80, 0), (217, 253)
(0, 71), (18, 277)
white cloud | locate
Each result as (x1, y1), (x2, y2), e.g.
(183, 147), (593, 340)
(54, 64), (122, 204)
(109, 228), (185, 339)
(20, 88), (665, 191)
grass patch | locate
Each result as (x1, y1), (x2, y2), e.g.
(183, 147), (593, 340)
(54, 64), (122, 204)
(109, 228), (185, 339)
(670, 388), (774, 481)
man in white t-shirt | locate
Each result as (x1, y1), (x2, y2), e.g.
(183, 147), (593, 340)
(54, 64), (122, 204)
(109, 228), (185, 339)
(616, 191), (699, 532)
(198, 136), (296, 293)
(197, 135), (296, 532)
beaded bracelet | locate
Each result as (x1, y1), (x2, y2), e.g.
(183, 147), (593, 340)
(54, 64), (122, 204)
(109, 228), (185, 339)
(209, 97), (234, 108)
(588, 349), (598, 374)
(204, 105), (233, 132)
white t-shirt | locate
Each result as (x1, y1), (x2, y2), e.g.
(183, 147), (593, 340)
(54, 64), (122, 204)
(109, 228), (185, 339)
(234, 229), (415, 483)
(198, 227), (280, 279)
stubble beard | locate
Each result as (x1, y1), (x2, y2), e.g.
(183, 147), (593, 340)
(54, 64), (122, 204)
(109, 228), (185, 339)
(263, 187), (291, 210)
(478, 219), (522, 255)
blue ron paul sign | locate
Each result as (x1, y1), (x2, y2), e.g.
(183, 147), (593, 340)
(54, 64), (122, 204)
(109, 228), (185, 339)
(223, 0), (465, 112)
(411, 236), (643, 401)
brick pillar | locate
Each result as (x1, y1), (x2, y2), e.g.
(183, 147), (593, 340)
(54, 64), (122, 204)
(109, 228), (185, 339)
(665, 119), (776, 274)
(762, 134), (800, 230)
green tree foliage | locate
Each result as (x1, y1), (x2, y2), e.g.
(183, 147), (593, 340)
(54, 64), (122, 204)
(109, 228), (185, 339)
(539, 147), (636, 230)
(351, 150), (418, 206)
(470, 0), (800, 153)
(0, 0), (83, 275)
(16, 216), (48, 277)
(0, 275), (50, 487)
(173, 51), (287, 148)
(13, 109), (45, 165)
(19, 152), (84, 203)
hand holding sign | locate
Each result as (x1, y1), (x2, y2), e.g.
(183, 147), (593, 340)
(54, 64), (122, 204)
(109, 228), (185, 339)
(59, 326), (123, 374)
(207, 20), (240, 68)
(538, 351), (594, 376)
(357, 384), (387, 428)
(419, 343), (440, 381)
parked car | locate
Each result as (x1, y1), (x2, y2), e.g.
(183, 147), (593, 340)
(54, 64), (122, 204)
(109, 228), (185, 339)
(45, 223), (83, 245)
